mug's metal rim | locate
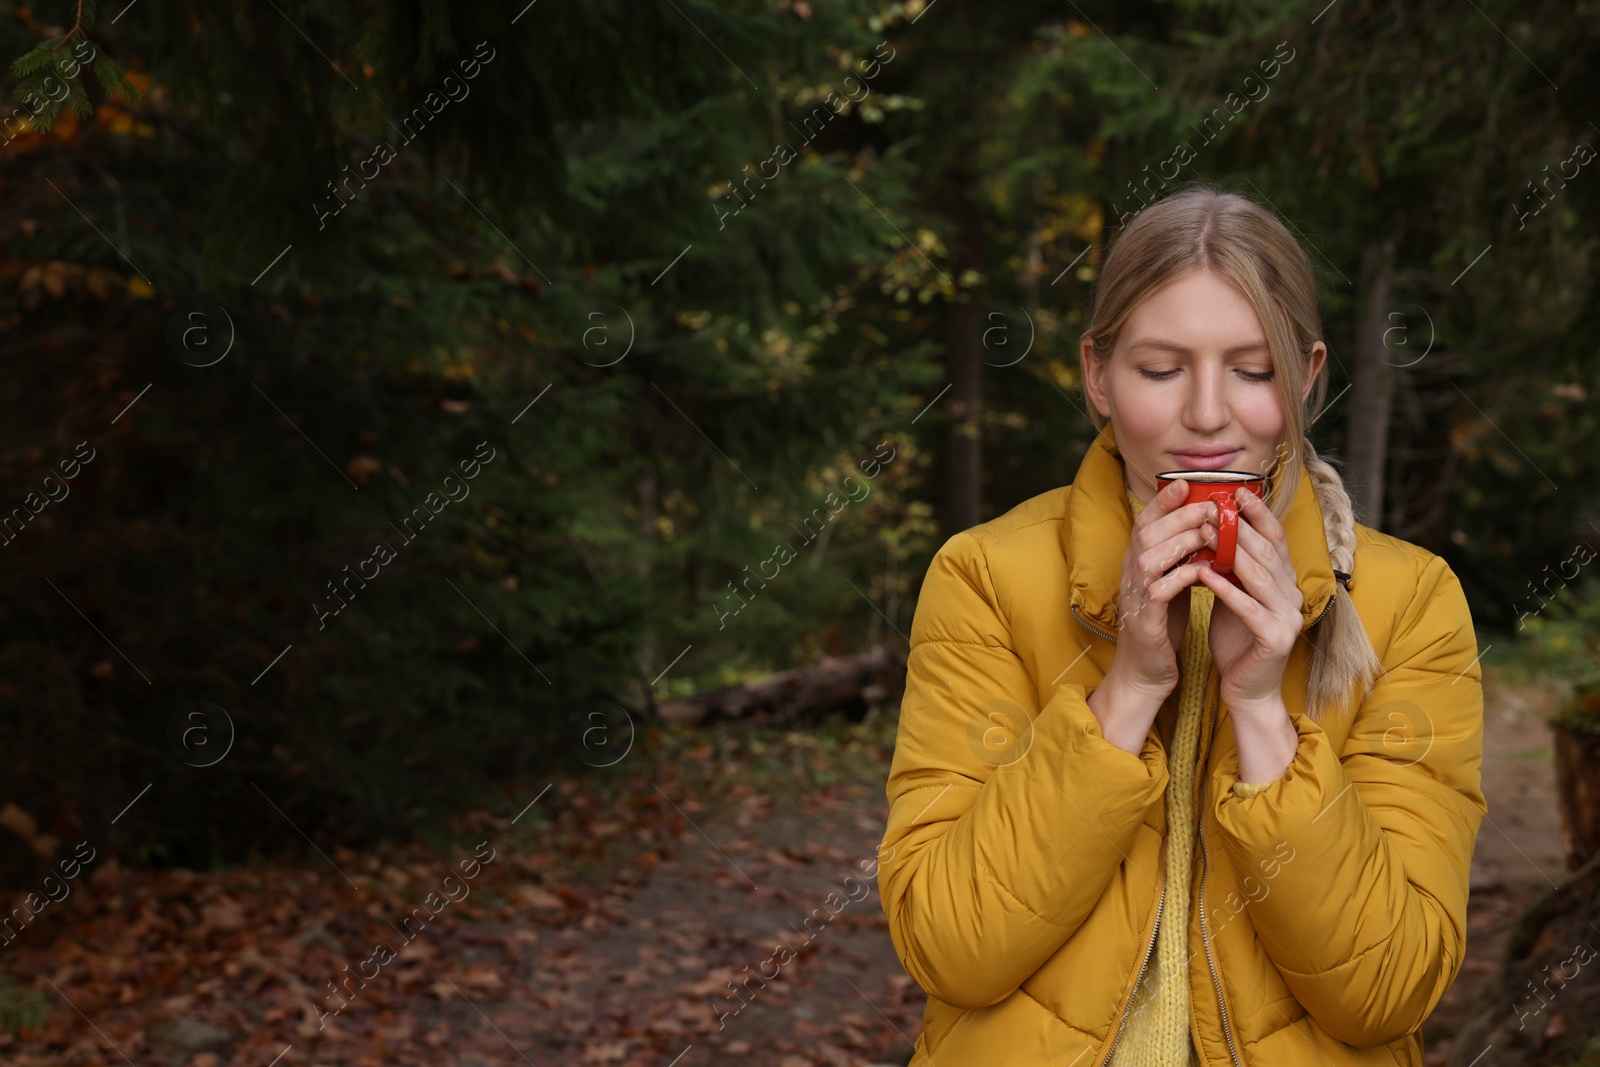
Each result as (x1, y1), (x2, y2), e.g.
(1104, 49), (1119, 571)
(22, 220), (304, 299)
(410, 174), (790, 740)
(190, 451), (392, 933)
(1155, 469), (1266, 483)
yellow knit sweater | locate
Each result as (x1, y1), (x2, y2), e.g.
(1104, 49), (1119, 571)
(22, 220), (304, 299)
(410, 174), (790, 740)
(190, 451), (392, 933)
(1110, 488), (1272, 1067)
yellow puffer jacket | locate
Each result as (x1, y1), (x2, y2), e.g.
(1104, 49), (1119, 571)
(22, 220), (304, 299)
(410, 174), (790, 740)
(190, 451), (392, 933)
(877, 424), (1487, 1067)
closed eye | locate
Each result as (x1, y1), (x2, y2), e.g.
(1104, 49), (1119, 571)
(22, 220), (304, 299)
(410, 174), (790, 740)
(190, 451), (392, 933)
(1136, 368), (1276, 382)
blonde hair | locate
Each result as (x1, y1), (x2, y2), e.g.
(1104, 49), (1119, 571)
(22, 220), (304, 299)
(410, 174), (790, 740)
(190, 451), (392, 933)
(1079, 184), (1382, 721)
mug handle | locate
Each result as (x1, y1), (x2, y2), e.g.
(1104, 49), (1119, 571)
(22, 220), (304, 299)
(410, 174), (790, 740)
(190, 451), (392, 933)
(1212, 494), (1240, 574)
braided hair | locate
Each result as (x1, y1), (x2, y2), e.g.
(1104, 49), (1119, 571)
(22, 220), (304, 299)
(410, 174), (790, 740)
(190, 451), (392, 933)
(1301, 446), (1384, 719)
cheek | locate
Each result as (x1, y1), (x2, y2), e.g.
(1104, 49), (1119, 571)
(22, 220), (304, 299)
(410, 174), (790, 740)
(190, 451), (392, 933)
(1107, 372), (1180, 433)
(1105, 379), (1181, 477)
(1234, 390), (1288, 449)
(1115, 398), (1175, 447)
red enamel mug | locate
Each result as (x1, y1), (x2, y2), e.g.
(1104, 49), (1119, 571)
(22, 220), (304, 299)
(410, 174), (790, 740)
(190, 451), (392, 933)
(1156, 470), (1266, 586)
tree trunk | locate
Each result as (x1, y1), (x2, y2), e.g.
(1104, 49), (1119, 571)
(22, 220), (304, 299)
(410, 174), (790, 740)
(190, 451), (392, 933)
(1554, 723), (1600, 869)
(1345, 236), (1398, 527)
(633, 463), (660, 708)
(652, 644), (906, 726)
(943, 180), (986, 538)
(1385, 340), (1464, 554)
(947, 301), (983, 534)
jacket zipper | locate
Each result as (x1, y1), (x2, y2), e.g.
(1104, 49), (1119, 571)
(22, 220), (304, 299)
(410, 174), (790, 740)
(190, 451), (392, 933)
(1307, 588), (1335, 631)
(1197, 674), (1246, 1067)
(1069, 601), (1119, 644)
(1096, 872), (1165, 1067)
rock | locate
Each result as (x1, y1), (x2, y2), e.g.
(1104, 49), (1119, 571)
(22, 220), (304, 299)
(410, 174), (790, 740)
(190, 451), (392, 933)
(155, 1017), (232, 1055)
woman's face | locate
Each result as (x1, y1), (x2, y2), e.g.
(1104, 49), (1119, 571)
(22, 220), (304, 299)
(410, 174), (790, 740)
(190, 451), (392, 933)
(1080, 268), (1327, 504)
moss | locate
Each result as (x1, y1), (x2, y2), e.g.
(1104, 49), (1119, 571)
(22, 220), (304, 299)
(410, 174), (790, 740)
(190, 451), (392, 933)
(0, 976), (49, 1036)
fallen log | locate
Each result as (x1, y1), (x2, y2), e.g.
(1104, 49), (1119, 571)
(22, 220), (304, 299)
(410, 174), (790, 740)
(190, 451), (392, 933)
(652, 644), (906, 726)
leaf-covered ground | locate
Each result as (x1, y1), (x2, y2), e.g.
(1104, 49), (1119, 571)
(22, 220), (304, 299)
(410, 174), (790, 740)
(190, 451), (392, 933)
(0, 667), (1571, 1067)
(0, 711), (916, 1066)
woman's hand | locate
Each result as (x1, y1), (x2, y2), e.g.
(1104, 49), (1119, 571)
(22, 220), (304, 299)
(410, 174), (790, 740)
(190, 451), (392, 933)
(1195, 487), (1305, 710)
(1089, 478), (1217, 751)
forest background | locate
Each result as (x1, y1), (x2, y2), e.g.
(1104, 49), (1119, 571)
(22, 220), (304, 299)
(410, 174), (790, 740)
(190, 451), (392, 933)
(2, 5), (1600, 1061)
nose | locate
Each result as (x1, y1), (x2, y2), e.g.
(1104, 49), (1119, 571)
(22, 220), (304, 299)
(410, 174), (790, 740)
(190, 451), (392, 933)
(1182, 363), (1230, 433)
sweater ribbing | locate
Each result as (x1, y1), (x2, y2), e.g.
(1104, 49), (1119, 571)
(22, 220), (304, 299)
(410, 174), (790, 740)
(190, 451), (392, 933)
(1109, 486), (1211, 1067)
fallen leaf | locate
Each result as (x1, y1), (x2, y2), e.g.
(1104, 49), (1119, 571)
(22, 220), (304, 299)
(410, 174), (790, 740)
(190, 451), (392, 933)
(581, 1038), (630, 1063)
(201, 897), (246, 932)
(516, 885), (564, 910)
(458, 965), (503, 991)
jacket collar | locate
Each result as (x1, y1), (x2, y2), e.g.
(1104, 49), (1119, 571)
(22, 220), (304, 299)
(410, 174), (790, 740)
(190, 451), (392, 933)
(1064, 423), (1338, 636)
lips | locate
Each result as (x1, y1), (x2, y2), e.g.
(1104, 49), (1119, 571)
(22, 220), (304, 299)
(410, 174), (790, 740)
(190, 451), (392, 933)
(1171, 448), (1242, 470)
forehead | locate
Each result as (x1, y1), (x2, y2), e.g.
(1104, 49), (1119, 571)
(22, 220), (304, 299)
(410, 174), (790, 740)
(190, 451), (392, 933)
(1121, 270), (1267, 350)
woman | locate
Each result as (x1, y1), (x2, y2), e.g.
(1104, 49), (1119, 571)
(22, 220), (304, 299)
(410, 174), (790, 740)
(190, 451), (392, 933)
(876, 186), (1486, 1067)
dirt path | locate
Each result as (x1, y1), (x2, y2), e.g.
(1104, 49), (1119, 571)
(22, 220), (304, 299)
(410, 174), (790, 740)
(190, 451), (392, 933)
(528, 776), (915, 1066)
(1420, 670), (1568, 1066)
(0, 670), (1567, 1067)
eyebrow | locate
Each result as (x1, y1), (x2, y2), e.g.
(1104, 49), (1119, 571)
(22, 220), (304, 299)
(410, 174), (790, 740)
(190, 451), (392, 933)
(1126, 338), (1270, 356)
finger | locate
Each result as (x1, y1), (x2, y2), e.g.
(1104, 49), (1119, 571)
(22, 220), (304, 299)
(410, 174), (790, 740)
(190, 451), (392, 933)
(1232, 517), (1300, 600)
(1197, 564), (1269, 626)
(1132, 476), (1203, 531)
(1137, 497), (1218, 550)
(1199, 565), (1299, 654)
(1230, 491), (1287, 552)
(1125, 563), (1195, 623)
(1132, 527), (1216, 614)
(1143, 561), (1211, 605)
(1226, 539), (1287, 605)
(1129, 477), (1184, 523)
(1232, 514), (1287, 581)
(1234, 487), (1284, 542)
(1152, 477), (1189, 511)
(1219, 541), (1303, 632)
(1140, 524), (1215, 580)
(1228, 537), (1305, 614)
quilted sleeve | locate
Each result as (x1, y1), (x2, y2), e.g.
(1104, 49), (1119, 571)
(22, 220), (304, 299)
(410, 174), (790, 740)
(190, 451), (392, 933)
(878, 530), (1171, 1010)
(1209, 551), (1487, 1046)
